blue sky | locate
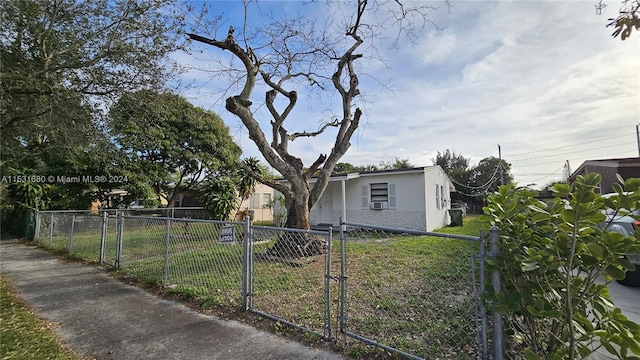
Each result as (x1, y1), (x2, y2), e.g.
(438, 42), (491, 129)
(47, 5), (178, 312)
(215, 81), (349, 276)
(175, 0), (639, 189)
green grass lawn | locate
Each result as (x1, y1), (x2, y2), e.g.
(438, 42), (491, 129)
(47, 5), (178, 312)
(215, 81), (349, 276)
(0, 276), (90, 360)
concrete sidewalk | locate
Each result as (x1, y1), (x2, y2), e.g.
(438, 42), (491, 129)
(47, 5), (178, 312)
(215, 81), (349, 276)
(0, 238), (345, 360)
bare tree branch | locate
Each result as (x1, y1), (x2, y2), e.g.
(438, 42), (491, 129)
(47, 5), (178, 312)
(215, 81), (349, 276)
(290, 119), (340, 140)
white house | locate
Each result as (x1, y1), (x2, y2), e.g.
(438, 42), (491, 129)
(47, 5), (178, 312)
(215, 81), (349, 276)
(277, 166), (455, 232)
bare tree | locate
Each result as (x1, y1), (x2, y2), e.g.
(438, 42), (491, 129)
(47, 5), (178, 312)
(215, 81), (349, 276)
(187, 0), (445, 256)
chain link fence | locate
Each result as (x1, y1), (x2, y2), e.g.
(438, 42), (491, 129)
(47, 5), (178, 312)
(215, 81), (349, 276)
(35, 212), (77, 252)
(30, 210), (503, 359)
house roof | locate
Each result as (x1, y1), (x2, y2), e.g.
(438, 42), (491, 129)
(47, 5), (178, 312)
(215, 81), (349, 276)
(569, 156), (640, 180)
(281, 166), (456, 190)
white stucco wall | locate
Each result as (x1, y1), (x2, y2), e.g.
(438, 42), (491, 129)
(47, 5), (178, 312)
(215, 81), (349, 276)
(293, 166), (453, 232)
(308, 167), (452, 231)
(423, 166), (452, 232)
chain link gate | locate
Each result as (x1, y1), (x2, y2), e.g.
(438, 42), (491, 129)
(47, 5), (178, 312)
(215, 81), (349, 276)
(99, 214), (120, 267)
(246, 225), (336, 341)
(336, 221), (493, 360)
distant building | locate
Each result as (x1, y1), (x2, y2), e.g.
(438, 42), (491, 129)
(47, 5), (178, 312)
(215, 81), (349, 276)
(172, 183), (275, 222)
(568, 157), (640, 194)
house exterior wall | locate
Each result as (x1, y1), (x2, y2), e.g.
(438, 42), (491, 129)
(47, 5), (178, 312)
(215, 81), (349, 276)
(310, 172), (428, 230)
(173, 184), (274, 222)
(307, 167), (453, 232)
(234, 183), (274, 222)
(423, 166), (453, 232)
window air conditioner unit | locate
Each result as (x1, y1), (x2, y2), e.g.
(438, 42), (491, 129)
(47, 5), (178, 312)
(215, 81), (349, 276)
(371, 201), (385, 210)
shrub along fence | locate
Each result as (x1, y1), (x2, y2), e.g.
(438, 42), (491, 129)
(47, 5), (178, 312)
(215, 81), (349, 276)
(31, 210), (503, 360)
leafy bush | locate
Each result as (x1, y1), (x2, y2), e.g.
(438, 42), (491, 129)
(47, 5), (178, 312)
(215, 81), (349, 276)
(480, 173), (640, 359)
(200, 177), (238, 220)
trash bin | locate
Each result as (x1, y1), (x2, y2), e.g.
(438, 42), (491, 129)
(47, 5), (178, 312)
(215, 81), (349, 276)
(448, 208), (463, 227)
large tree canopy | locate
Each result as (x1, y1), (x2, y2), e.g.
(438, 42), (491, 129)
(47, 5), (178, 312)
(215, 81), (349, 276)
(469, 156), (513, 193)
(433, 150), (470, 174)
(187, 0), (447, 234)
(0, 0), (184, 123)
(109, 90), (242, 206)
(1, 0), (187, 210)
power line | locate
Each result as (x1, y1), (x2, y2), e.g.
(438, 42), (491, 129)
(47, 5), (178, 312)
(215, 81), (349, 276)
(507, 134), (631, 159)
(511, 143), (636, 166)
(513, 164), (565, 184)
(449, 161), (502, 190)
(471, 125), (633, 153)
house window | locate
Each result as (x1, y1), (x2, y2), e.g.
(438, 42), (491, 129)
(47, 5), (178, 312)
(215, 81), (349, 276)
(366, 183), (396, 209)
(436, 185), (440, 209)
(441, 185), (445, 208)
(262, 193), (272, 208)
(371, 183), (388, 202)
(250, 193), (260, 208)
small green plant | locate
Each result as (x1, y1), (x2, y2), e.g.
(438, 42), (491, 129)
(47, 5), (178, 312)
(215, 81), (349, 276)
(480, 174), (640, 359)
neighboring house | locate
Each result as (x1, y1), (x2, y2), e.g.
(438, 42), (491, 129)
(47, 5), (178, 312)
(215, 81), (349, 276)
(90, 189), (128, 213)
(172, 183), (275, 222)
(568, 157), (640, 194)
(172, 189), (202, 208)
(276, 166), (455, 232)
(235, 183), (274, 222)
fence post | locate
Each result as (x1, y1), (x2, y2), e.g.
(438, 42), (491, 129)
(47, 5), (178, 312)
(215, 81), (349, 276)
(338, 217), (347, 337)
(116, 214), (124, 268)
(100, 212), (108, 264)
(241, 215), (252, 311)
(49, 213), (54, 246)
(478, 233), (488, 360)
(163, 218), (172, 281)
(489, 226), (504, 360)
(67, 214), (76, 254)
(324, 228), (333, 341)
(34, 210), (41, 240)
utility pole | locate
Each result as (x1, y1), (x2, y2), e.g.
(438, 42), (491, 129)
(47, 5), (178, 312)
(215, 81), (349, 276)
(636, 124), (640, 157)
(498, 144), (504, 186)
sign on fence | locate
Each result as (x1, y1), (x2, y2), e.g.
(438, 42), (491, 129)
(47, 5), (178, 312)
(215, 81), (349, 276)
(219, 226), (235, 244)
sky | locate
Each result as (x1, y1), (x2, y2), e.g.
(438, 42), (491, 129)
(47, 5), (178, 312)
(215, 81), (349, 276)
(174, 0), (639, 190)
